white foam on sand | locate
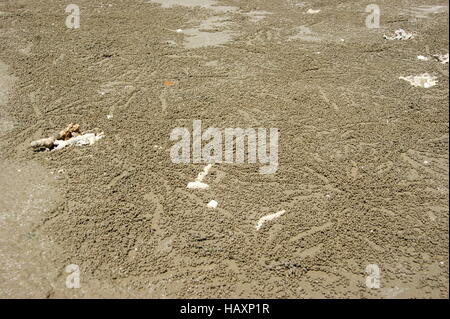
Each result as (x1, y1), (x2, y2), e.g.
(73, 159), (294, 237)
(399, 73), (438, 88)
(182, 16), (234, 49)
(245, 10), (272, 23)
(417, 53), (448, 64)
(401, 5), (448, 19)
(289, 25), (322, 42)
(383, 29), (414, 40)
(433, 53), (449, 64)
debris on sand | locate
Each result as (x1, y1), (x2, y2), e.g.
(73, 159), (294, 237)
(432, 53), (449, 64)
(399, 73), (437, 88)
(417, 53), (448, 64)
(54, 132), (104, 150)
(383, 29), (414, 40)
(31, 123), (104, 151)
(187, 180), (209, 189)
(31, 123), (80, 149)
(306, 9), (320, 14)
(187, 163), (213, 189)
(207, 200), (218, 209)
(256, 210), (286, 230)
(163, 80), (175, 86)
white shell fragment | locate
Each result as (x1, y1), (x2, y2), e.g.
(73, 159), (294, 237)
(399, 73), (438, 88)
(187, 181), (209, 189)
(417, 55), (429, 61)
(187, 163), (213, 189)
(306, 9), (320, 14)
(383, 29), (414, 40)
(255, 210), (286, 230)
(207, 200), (218, 209)
(53, 132), (104, 150)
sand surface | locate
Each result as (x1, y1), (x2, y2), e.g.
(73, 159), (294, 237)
(0, 0), (448, 298)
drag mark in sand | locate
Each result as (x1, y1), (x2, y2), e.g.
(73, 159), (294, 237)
(318, 87), (339, 111)
(145, 0), (237, 12)
(256, 210), (286, 231)
(159, 91), (168, 112)
(289, 222), (333, 242)
(187, 163), (213, 189)
(0, 61), (16, 135)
